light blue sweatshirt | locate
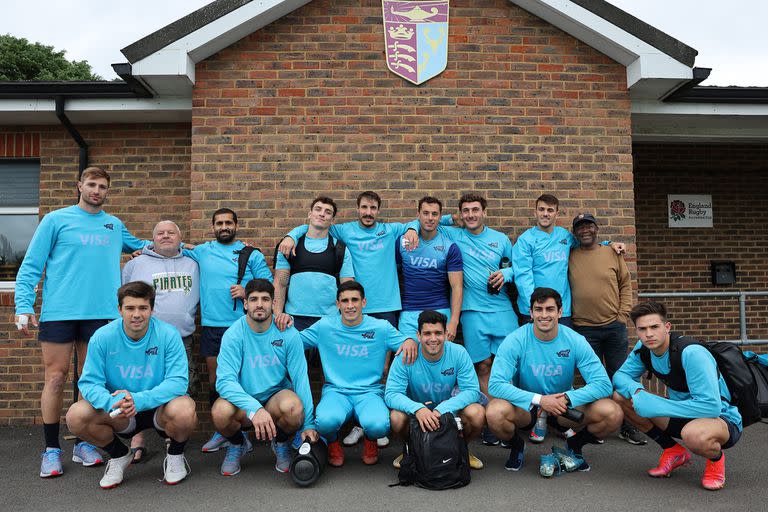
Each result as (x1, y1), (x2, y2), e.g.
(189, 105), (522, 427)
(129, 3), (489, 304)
(15, 205), (148, 321)
(78, 317), (188, 413)
(288, 221), (412, 313)
(613, 341), (742, 430)
(300, 315), (408, 394)
(512, 226), (575, 316)
(385, 341), (480, 415)
(216, 317), (315, 431)
(489, 323), (612, 409)
(185, 241), (272, 327)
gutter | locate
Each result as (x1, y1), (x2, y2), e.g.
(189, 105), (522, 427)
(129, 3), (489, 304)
(54, 96), (88, 175)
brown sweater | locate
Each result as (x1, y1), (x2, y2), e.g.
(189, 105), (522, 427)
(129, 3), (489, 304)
(568, 245), (632, 327)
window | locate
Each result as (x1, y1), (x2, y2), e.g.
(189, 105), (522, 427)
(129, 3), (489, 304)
(0, 160), (40, 287)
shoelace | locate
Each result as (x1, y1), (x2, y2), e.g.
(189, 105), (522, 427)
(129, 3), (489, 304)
(42, 450), (61, 464)
(224, 444), (244, 463)
(163, 455), (191, 477)
(274, 442), (291, 458)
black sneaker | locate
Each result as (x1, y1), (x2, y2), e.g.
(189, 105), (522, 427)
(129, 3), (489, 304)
(618, 424), (647, 445)
(504, 439), (525, 471)
(481, 427), (500, 446)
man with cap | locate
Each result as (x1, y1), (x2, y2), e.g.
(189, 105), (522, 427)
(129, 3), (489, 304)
(568, 212), (643, 445)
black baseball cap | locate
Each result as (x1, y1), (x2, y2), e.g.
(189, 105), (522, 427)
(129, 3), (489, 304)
(572, 213), (598, 230)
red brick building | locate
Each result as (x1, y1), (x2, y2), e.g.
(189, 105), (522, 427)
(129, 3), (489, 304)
(1, 0), (766, 425)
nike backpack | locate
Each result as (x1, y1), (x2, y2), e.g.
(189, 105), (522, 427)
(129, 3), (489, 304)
(394, 412), (470, 490)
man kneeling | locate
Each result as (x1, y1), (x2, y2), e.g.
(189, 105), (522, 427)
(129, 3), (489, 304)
(66, 282), (196, 488)
(612, 301), (742, 491)
(213, 279), (317, 476)
(487, 287), (622, 475)
(385, 310), (485, 470)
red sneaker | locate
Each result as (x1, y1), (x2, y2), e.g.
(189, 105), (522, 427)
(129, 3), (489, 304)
(647, 444), (691, 478)
(362, 438), (379, 465)
(328, 441), (345, 467)
(701, 453), (726, 491)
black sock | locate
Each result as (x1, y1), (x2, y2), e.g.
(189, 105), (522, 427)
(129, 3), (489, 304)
(74, 437), (83, 444)
(274, 426), (291, 443)
(43, 422), (60, 449)
(168, 439), (187, 455)
(710, 451), (723, 462)
(508, 432), (524, 451)
(645, 426), (676, 449)
(566, 428), (597, 454)
(102, 436), (129, 459)
(226, 432), (244, 445)
(209, 390), (219, 408)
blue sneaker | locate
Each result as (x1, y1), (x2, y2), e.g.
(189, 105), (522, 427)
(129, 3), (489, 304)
(481, 427), (500, 446)
(504, 441), (525, 471)
(271, 439), (293, 473)
(202, 431), (230, 453)
(553, 446), (590, 472)
(40, 448), (64, 478)
(220, 435), (253, 476)
(72, 441), (104, 466)
(291, 431), (303, 450)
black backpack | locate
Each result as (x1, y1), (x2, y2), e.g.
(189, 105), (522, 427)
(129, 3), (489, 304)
(635, 333), (768, 427)
(233, 246), (259, 311)
(272, 235), (346, 284)
(393, 412), (470, 490)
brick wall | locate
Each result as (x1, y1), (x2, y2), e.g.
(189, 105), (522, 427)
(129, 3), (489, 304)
(634, 143), (768, 351)
(0, 124), (191, 425)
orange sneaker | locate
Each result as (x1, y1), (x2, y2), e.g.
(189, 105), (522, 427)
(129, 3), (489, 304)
(647, 444), (691, 478)
(328, 441), (345, 467)
(701, 453), (726, 491)
(362, 438), (379, 465)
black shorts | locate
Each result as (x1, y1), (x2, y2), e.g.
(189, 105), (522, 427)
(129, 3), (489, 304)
(115, 408), (168, 439)
(665, 416), (742, 450)
(200, 326), (228, 357)
(38, 319), (111, 344)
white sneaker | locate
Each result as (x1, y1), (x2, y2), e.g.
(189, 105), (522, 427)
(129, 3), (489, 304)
(377, 436), (390, 448)
(163, 453), (190, 485)
(342, 426), (364, 446)
(99, 452), (133, 489)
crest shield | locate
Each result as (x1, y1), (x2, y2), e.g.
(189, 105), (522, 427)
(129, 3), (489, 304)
(383, 1), (449, 85)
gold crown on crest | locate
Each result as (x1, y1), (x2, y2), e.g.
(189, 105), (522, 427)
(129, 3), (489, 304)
(388, 24), (415, 40)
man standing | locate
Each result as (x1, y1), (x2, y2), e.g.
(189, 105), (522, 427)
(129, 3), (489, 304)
(273, 196), (354, 332)
(299, 281), (418, 467)
(185, 208), (272, 452)
(65, 282), (196, 488)
(14, 167), (149, 477)
(568, 212), (643, 445)
(487, 288), (622, 473)
(396, 196), (463, 341)
(122, 219), (200, 461)
(385, 310), (484, 469)
(213, 279), (317, 476)
(612, 302), (742, 491)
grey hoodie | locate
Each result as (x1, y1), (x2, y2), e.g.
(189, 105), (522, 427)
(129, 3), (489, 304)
(122, 245), (199, 337)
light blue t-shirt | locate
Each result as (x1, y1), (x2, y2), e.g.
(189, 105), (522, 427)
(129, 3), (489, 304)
(78, 317), (188, 413)
(300, 315), (408, 394)
(216, 316), (315, 432)
(614, 341), (742, 430)
(489, 323), (612, 409)
(288, 221), (412, 313)
(385, 341), (480, 415)
(15, 205), (149, 321)
(436, 220), (514, 313)
(513, 226), (575, 316)
(396, 230), (463, 311)
(275, 235), (354, 317)
(185, 241), (272, 327)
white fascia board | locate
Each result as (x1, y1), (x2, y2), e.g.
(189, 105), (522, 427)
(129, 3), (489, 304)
(131, 0), (311, 87)
(632, 100), (768, 117)
(0, 97), (192, 125)
(510, 0), (692, 88)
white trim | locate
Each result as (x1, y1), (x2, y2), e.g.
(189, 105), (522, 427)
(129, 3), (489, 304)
(0, 97), (192, 125)
(0, 207), (39, 215)
(0, 281), (16, 291)
(632, 100), (768, 117)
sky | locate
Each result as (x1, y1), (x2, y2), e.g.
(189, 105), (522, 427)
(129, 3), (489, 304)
(0, 0), (765, 86)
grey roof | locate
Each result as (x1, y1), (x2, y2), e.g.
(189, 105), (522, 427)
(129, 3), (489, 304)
(120, 0), (697, 66)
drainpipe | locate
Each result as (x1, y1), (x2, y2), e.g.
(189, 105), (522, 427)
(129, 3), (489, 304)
(54, 95), (89, 176)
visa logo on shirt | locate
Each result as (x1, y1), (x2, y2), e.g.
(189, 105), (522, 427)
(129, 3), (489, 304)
(80, 234), (111, 246)
(466, 247), (495, 260)
(356, 240), (385, 252)
(409, 256), (438, 268)
(118, 365), (155, 379)
(543, 250), (567, 263)
(530, 364), (564, 377)
(421, 383), (453, 394)
(335, 344), (369, 357)
(248, 354), (281, 368)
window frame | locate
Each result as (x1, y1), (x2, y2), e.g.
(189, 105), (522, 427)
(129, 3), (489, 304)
(0, 158), (41, 290)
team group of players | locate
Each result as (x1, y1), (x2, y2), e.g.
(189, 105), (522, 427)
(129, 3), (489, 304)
(13, 167), (742, 491)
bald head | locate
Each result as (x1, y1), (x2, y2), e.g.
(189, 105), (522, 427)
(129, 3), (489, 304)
(152, 220), (182, 257)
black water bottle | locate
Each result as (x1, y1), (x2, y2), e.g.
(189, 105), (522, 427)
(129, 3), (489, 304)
(561, 408), (584, 423)
(488, 257), (511, 295)
(290, 438), (328, 487)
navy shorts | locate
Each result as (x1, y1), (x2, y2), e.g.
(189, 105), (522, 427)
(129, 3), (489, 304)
(38, 319), (111, 344)
(115, 408), (168, 439)
(200, 326), (228, 357)
(368, 311), (399, 329)
(665, 416), (742, 450)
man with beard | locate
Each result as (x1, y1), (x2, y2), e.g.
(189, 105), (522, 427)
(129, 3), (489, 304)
(184, 208), (272, 452)
(14, 167), (150, 478)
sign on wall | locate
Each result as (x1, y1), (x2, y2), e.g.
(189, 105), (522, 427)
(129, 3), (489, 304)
(668, 195), (713, 228)
(383, 1), (449, 85)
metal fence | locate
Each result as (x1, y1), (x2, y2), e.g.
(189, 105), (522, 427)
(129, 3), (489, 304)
(638, 291), (768, 345)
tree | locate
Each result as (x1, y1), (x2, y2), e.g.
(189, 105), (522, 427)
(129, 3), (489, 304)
(0, 34), (102, 81)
